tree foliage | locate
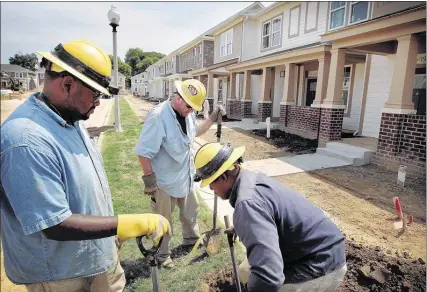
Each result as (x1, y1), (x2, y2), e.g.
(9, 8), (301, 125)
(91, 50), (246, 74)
(108, 55), (132, 78)
(9, 53), (38, 71)
(124, 48), (164, 75)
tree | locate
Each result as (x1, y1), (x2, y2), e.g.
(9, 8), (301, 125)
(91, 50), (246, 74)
(9, 53), (38, 71)
(108, 55), (132, 78)
(124, 48), (165, 75)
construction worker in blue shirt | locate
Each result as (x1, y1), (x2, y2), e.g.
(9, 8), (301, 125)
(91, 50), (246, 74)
(0, 39), (171, 292)
(194, 142), (347, 292)
(135, 79), (226, 268)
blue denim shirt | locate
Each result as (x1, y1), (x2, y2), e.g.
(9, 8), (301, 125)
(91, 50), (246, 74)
(134, 100), (198, 198)
(0, 94), (116, 284)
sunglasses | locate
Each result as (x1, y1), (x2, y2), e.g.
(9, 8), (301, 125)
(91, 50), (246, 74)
(175, 92), (193, 109)
(75, 78), (102, 102)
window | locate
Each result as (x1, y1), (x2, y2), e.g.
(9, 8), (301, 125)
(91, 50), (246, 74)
(226, 29), (233, 55)
(220, 29), (233, 57)
(342, 66), (352, 112)
(199, 44), (202, 60)
(272, 18), (281, 46)
(262, 16), (282, 49)
(262, 21), (270, 49)
(329, 2), (346, 29)
(349, 2), (369, 24)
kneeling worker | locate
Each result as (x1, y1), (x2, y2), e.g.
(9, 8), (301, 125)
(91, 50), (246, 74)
(194, 143), (347, 292)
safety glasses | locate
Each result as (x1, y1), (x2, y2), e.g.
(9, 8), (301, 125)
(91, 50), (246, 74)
(75, 78), (102, 102)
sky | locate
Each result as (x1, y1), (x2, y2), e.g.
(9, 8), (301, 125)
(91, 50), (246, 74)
(1, 1), (273, 65)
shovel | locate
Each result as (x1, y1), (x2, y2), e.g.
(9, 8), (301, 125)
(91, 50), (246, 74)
(203, 112), (224, 255)
(190, 110), (224, 259)
(136, 236), (164, 292)
(224, 215), (242, 292)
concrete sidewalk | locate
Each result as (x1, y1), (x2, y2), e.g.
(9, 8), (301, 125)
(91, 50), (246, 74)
(196, 152), (351, 225)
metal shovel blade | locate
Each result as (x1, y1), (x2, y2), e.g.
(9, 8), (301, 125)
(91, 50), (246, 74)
(203, 228), (223, 256)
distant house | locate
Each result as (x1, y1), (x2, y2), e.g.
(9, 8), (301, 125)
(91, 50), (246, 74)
(1, 64), (37, 91)
(110, 71), (126, 91)
(37, 67), (45, 88)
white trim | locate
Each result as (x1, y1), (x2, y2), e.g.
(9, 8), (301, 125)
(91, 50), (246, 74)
(262, 15), (282, 50)
(328, 1), (347, 31)
(348, 1), (370, 25)
(258, 100), (272, 104)
(382, 108), (417, 114)
(280, 101), (296, 105)
(320, 104), (347, 109)
(220, 28), (233, 57)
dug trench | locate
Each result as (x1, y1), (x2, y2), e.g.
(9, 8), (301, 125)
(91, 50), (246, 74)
(202, 240), (426, 292)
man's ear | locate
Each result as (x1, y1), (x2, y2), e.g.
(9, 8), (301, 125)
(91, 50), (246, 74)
(62, 76), (74, 93)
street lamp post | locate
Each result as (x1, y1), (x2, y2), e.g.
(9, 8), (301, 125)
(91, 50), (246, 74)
(108, 5), (122, 132)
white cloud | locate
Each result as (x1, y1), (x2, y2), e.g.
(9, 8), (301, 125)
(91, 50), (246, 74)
(1, 1), (272, 64)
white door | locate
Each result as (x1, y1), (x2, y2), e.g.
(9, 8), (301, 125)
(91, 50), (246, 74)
(362, 55), (394, 138)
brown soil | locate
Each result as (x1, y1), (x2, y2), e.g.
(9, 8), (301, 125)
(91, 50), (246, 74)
(199, 128), (316, 160)
(202, 240), (426, 292)
(277, 165), (426, 260)
(123, 95), (155, 122)
(86, 125), (114, 138)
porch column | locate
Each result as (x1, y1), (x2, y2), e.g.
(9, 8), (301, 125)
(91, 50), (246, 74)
(373, 34), (425, 178)
(240, 70), (252, 119)
(323, 49), (346, 106)
(227, 72), (240, 120)
(206, 72), (214, 113)
(278, 63), (296, 131)
(385, 34), (418, 111)
(258, 67), (273, 122)
(282, 63), (296, 104)
(169, 80), (173, 97)
(230, 72), (237, 99)
(312, 54), (331, 107)
(318, 49), (346, 147)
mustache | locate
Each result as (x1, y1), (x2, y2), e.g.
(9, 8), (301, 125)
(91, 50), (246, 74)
(84, 105), (96, 116)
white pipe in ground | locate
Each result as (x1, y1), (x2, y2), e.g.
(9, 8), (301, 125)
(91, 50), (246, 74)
(266, 117), (271, 139)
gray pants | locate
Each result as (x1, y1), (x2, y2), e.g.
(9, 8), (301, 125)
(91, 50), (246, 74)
(152, 189), (200, 261)
(238, 259), (347, 292)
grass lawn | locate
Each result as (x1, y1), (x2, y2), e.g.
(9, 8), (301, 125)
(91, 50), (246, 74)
(102, 98), (244, 291)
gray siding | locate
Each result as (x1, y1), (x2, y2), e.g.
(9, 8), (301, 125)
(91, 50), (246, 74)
(179, 42), (204, 72)
(214, 23), (243, 64)
(203, 40), (214, 68)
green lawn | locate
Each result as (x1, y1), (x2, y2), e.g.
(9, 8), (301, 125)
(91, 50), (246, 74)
(102, 98), (244, 291)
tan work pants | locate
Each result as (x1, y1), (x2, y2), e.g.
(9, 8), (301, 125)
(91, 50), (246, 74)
(152, 189), (200, 261)
(238, 259), (347, 292)
(25, 261), (125, 292)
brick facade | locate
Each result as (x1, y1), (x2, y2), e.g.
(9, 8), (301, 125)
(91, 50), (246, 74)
(258, 102), (272, 122)
(241, 100), (252, 119)
(318, 108), (345, 147)
(373, 113), (426, 178)
(227, 99), (242, 120)
(279, 105), (321, 140)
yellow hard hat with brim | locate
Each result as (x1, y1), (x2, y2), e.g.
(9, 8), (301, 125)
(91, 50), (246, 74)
(174, 79), (206, 111)
(195, 143), (245, 188)
(38, 40), (113, 96)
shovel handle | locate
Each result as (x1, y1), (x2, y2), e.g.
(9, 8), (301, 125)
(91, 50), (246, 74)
(224, 215), (230, 228)
(136, 235), (163, 266)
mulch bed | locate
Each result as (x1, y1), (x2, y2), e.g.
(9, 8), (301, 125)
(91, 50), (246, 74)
(251, 129), (318, 155)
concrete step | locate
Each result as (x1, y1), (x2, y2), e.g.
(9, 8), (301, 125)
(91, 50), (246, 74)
(316, 142), (374, 166)
(326, 142), (375, 163)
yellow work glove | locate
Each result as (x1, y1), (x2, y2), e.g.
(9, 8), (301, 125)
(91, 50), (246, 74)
(117, 214), (171, 247)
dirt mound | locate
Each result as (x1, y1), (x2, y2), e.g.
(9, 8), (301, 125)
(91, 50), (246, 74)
(202, 240), (426, 292)
(251, 129), (318, 154)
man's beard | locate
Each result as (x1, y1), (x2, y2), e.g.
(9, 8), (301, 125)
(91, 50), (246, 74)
(56, 105), (94, 123)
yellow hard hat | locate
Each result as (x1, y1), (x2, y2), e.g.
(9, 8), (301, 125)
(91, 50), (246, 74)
(38, 40), (114, 96)
(195, 143), (245, 188)
(174, 79), (206, 111)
